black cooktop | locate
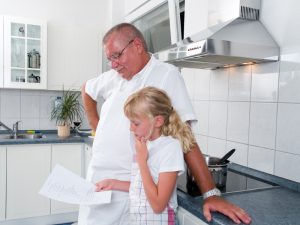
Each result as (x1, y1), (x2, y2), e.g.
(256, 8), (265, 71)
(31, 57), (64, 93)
(177, 168), (276, 197)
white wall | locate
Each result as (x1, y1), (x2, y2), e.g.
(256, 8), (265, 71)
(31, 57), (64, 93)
(0, 0), (113, 130)
(0, 0), (111, 90)
(182, 0), (300, 183)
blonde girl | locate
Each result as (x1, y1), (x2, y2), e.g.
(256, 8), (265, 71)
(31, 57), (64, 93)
(95, 86), (196, 224)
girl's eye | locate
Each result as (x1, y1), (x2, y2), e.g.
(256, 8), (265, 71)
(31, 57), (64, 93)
(131, 121), (139, 126)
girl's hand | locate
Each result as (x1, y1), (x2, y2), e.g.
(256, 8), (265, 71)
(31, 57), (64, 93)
(95, 179), (116, 191)
(135, 137), (148, 165)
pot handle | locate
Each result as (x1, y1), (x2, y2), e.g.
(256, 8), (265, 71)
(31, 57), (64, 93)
(218, 149), (235, 164)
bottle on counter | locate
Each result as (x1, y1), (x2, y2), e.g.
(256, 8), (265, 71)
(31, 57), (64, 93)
(54, 96), (62, 110)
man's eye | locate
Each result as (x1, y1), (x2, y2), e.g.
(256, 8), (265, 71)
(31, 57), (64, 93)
(111, 53), (121, 60)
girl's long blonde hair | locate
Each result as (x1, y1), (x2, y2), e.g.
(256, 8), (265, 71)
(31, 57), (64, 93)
(124, 87), (196, 153)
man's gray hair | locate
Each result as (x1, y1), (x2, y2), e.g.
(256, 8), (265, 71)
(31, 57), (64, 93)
(102, 23), (148, 52)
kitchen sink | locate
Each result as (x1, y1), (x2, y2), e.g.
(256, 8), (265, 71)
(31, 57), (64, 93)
(0, 133), (44, 140)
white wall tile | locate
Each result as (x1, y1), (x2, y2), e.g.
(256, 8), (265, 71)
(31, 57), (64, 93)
(276, 103), (300, 155)
(193, 100), (209, 135)
(195, 134), (208, 155)
(278, 50), (300, 103)
(249, 103), (277, 149)
(181, 68), (195, 100)
(208, 101), (227, 139)
(20, 95), (40, 118)
(20, 90), (40, 96)
(40, 95), (55, 118)
(194, 69), (211, 101)
(226, 141), (248, 166)
(275, 151), (300, 183)
(0, 92), (21, 119)
(251, 62), (279, 102)
(209, 69), (229, 101)
(248, 146), (275, 174)
(227, 102), (250, 144)
(228, 66), (251, 101)
(20, 118), (40, 130)
(207, 137), (226, 158)
(39, 118), (56, 130)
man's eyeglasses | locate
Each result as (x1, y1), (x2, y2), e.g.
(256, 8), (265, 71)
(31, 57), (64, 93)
(107, 39), (134, 63)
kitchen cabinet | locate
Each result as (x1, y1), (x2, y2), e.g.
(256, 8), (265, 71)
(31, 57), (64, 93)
(184, 0), (207, 37)
(6, 144), (51, 219)
(0, 16), (3, 87)
(177, 207), (208, 225)
(84, 144), (93, 177)
(51, 143), (83, 214)
(3, 143), (84, 222)
(3, 16), (47, 89)
(0, 147), (6, 221)
(124, 0), (149, 15)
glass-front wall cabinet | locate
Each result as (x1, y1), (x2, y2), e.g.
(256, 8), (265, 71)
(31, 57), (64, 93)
(3, 16), (47, 89)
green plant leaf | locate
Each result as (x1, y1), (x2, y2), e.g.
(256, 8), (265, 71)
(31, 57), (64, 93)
(51, 89), (84, 126)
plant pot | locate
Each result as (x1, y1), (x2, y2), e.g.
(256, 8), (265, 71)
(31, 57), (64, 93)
(57, 125), (70, 137)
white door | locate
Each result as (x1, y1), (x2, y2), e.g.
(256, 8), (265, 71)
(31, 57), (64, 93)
(51, 143), (83, 214)
(0, 147), (6, 221)
(6, 144), (51, 219)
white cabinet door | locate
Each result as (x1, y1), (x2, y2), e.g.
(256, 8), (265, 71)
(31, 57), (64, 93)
(84, 144), (93, 177)
(6, 144), (51, 219)
(51, 143), (83, 214)
(3, 16), (47, 89)
(177, 207), (208, 225)
(124, 0), (149, 15)
(0, 15), (4, 88)
(184, 0), (208, 37)
(0, 147), (6, 221)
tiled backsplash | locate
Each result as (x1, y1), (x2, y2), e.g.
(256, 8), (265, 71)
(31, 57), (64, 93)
(0, 89), (89, 131)
(182, 59), (300, 183)
(180, 0), (300, 184)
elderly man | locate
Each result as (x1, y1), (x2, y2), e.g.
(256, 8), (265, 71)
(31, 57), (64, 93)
(79, 23), (251, 225)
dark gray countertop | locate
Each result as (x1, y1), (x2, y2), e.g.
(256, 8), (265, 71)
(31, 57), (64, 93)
(0, 132), (89, 145)
(1, 132), (300, 225)
(178, 186), (300, 225)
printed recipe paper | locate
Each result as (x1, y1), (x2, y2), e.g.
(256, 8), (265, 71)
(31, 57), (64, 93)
(39, 164), (111, 205)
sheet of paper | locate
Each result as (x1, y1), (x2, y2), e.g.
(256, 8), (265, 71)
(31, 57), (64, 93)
(39, 164), (111, 205)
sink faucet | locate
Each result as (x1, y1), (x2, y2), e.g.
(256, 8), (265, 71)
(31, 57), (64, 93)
(0, 121), (21, 138)
(12, 121), (21, 138)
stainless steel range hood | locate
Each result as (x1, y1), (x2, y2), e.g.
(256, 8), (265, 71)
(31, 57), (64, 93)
(154, 0), (280, 70)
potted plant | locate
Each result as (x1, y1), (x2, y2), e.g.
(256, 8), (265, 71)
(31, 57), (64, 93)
(51, 90), (83, 137)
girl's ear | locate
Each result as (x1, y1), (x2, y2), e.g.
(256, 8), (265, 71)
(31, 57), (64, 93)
(154, 115), (164, 128)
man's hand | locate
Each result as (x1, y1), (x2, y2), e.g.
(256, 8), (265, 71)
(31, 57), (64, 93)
(203, 196), (251, 224)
